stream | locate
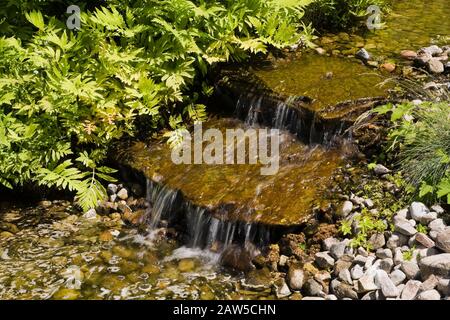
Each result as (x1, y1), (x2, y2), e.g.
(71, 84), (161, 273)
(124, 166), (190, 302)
(0, 0), (449, 300)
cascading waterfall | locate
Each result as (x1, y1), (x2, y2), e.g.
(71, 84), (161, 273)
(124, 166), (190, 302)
(146, 179), (271, 253)
(146, 180), (180, 229)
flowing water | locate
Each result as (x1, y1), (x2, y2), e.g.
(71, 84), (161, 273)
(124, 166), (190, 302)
(1, 0), (449, 300)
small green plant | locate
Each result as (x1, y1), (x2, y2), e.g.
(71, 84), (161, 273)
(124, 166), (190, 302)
(402, 245), (416, 261)
(339, 220), (352, 236)
(416, 224), (428, 234)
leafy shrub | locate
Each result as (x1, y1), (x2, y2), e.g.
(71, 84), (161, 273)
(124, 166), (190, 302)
(373, 101), (450, 204)
(304, 0), (388, 31)
(0, 0), (315, 209)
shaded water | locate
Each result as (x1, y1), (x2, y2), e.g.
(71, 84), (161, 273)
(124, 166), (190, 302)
(0, 203), (273, 300)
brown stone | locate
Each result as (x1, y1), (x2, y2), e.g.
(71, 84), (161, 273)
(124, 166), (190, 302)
(380, 63), (396, 73)
(400, 50), (417, 60)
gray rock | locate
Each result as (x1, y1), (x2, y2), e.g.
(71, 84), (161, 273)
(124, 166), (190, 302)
(109, 194), (117, 203)
(357, 273), (378, 293)
(380, 258), (394, 273)
(396, 208), (409, 219)
(303, 279), (324, 297)
(418, 247), (439, 258)
(376, 248), (393, 259)
(368, 233), (385, 250)
(117, 188), (128, 200)
(400, 280), (422, 300)
(416, 289), (441, 300)
(364, 255), (376, 270)
(401, 261), (420, 279)
(278, 255), (289, 267)
(375, 270), (399, 298)
(430, 230), (439, 240)
(361, 291), (377, 300)
(351, 264), (364, 280)
(334, 282), (358, 300)
(315, 252), (335, 269)
(364, 199), (374, 208)
(301, 296), (325, 300)
(429, 219), (446, 232)
(420, 274), (439, 291)
(322, 237), (339, 251)
(390, 269), (406, 286)
(437, 278), (450, 296)
(333, 255), (353, 276)
(330, 241), (347, 260)
(409, 202), (429, 220)
(428, 58), (445, 73)
(421, 45), (443, 56)
(353, 254), (367, 266)
(274, 278), (291, 298)
(287, 266), (304, 290)
(82, 208), (97, 220)
(387, 233), (409, 249)
(330, 279), (341, 294)
(394, 216), (417, 236)
(409, 202), (436, 224)
(356, 48), (371, 61)
(414, 233), (436, 248)
(339, 201), (353, 217)
(325, 294), (338, 300)
(436, 229), (450, 253)
(394, 248), (404, 265)
(107, 183), (118, 195)
(419, 254), (450, 278)
(357, 247), (369, 257)
(431, 204), (445, 215)
(373, 164), (390, 175)
(338, 268), (353, 284)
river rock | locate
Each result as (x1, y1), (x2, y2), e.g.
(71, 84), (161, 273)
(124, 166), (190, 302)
(107, 183), (118, 195)
(400, 50), (417, 60)
(303, 279), (324, 297)
(334, 282), (358, 300)
(416, 289), (441, 300)
(376, 248), (393, 259)
(315, 252), (335, 269)
(220, 245), (254, 272)
(339, 201), (353, 217)
(351, 264), (364, 280)
(394, 248), (404, 265)
(83, 208), (98, 220)
(375, 270), (399, 298)
(409, 202), (429, 220)
(394, 216), (417, 236)
(390, 269), (406, 286)
(421, 274), (439, 291)
(419, 254), (450, 278)
(401, 261), (420, 279)
(330, 241), (347, 259)
(373, 164), (390, 175)
(369, 233), (385, 250)
(381, 63), (396, 73)
(356, 48), (371, 61)
(428, 58), (445, 73)
(274, 278), (291, 298)
(338, 268), (352, 284)
(421, 45), (443, 56)
(117, 188), (129, 200)
(379, 258), (394, 273)
(431, 204), (445, 215)
(357, 273), (378, 293)
(287, 266), (305, 290)
(436, 229), (450, 253)
(278, 255), (289, 267)
(429, 219), (446, 232)
(323, 237), (339, 251)
(400, 280), (422, 300)
(436, 278), (450, 295)
(387, 233), (409, 249)
(414, 233), (435, 248)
